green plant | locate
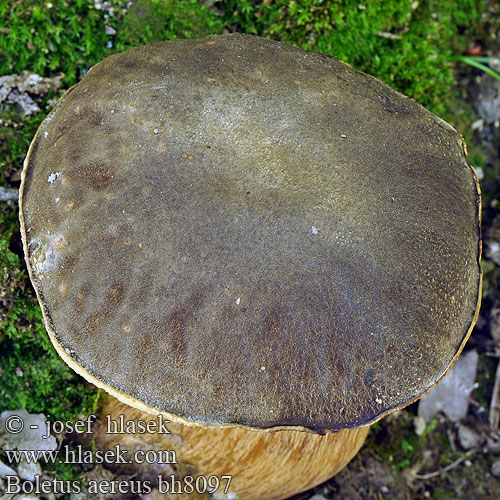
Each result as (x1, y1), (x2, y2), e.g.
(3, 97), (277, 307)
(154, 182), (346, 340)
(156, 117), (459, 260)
(456, 55), (500, 81)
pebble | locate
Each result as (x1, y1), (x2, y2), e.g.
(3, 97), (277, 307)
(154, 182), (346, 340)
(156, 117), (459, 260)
(0, 408), (58, 452)
(457, 424), (483, 450)
(487, 436), (500, 454)
(491, 460), (500, 478)
(474, 75), (500, 123)
(418, 350), (479, 423)
(17, 459), (42, 481)
(414, 415), (427, 436)
(487, 240), (500, 266)
(0, 186), (19, 202)
(0, 71), (62, 116)
(0, 458), (17, 478)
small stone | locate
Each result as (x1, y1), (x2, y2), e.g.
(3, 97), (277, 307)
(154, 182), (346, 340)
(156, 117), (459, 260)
(17, 459), (41, 481)
(0, 409), (57, 452)
(474, 75), (500, 123)
(457, 424), (483, 450)
(0, 458), (17, 478)
(487, 436), (500, 454)
(487, 241), (500, 266)
(0, 186), (19, 201)
(470, 118), (484, 131)
(491, 460), (500, 478)
(414, 415), (427, 436)
(0, 71), (63, 116)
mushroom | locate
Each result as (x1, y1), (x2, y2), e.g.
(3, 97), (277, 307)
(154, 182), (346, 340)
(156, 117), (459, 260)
(19, 34), (481, 499)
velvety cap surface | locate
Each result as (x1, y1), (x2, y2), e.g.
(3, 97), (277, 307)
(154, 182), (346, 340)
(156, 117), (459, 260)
(20, 34), (481, 430)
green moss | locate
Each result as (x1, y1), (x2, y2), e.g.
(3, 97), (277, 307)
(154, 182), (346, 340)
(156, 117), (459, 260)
(0, 0), (113, 86)
(0, 209), (98, 421)
(114, 0), (224, 48)
(0, 109), (45, 185)
(222, 0), (484, 115)
(365, 411), (451, 473)
(0, 0), (224, 88)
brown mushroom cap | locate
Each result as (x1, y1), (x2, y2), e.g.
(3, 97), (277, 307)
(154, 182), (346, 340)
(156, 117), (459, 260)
(20, 33), (481, 431)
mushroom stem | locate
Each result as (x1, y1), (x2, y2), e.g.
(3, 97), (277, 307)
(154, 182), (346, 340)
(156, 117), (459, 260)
(87, 396), (369, 500)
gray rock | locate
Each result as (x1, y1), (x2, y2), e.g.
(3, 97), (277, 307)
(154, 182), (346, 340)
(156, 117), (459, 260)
(0, 71), (62, 116)
(0, 409), (57, 452)
(16, 460), (41, 482)
(457, 424), (483, 450)
(474, 74), (500, 123)
(418, 350), (479, 423)
(0, 459), (16, 478)
(491, 460), (500, 478)
(69, 494), (90, 500)
(0, 187), (18, 202)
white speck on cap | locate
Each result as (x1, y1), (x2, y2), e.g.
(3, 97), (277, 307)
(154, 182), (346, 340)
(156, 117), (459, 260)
(236, 297), (241, 305)
(48, 172), (61, 184)
(312, 226), (318, 235)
